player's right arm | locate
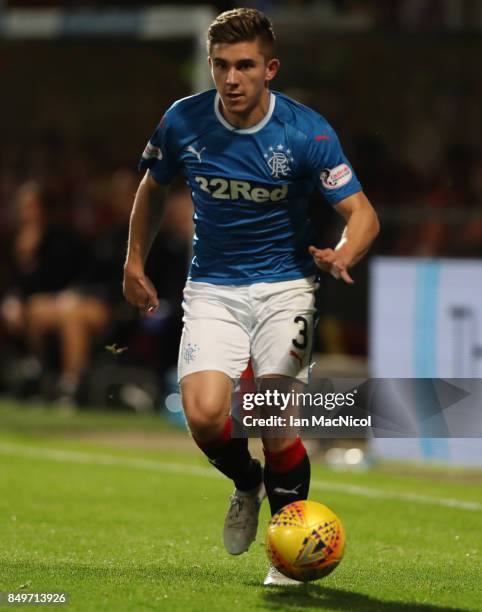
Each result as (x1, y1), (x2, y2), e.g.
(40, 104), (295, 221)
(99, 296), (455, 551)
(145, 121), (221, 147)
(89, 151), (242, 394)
(123, 106), (180, 313)
(123, 171), (165, 313)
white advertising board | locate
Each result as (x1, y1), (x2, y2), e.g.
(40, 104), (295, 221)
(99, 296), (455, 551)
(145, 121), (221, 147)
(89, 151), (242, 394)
(369, 257), (482, 465)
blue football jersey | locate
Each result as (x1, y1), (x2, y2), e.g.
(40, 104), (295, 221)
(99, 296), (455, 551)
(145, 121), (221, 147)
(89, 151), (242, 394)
(139, 89), (362, 285)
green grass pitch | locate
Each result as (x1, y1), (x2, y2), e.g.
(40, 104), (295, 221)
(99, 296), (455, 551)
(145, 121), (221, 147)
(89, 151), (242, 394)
(0, 400), (481, 611)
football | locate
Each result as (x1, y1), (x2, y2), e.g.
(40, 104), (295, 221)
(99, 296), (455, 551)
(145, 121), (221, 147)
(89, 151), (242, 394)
(266, 500), (345, 582)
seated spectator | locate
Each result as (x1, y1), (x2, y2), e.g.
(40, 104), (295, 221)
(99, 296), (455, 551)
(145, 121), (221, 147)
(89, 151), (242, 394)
(1, 177), (123, 403)
(1, 181), (89, 397)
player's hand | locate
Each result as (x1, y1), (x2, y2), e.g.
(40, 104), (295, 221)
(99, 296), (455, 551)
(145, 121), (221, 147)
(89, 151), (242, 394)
(123, 267), (160, 314)
(308, 246), (354, 284)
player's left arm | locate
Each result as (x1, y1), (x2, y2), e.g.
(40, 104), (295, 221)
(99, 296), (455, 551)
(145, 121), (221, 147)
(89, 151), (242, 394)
(309, 191), (380, 284)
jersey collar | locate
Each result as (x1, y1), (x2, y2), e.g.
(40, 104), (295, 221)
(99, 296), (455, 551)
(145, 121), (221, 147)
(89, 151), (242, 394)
(214, 92), (276, 134)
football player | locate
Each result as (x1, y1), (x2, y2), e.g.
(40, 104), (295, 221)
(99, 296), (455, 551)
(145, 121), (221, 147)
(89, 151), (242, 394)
(123, 7), (379, 585)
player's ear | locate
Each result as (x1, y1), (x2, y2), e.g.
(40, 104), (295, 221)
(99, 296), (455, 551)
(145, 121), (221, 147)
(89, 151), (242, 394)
(265, 58), (280, 82)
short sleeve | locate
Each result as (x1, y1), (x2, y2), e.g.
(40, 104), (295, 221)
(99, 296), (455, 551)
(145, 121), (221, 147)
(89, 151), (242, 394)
(306, 121), (362, 205)
(138, 109), (179, 185)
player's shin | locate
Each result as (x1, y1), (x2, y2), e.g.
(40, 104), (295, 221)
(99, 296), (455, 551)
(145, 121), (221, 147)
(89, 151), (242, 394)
(263, 438), (310, 515)
(193, 417), (262, 491)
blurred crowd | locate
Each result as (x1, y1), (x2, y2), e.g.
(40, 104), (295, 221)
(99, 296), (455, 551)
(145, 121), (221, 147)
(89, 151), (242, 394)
(0, 145), (193, 408)
(352, 139), (482, 258)
(4, 0), (482, 31)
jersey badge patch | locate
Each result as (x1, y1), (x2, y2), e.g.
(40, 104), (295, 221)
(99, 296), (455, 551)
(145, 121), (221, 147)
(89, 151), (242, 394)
(142, 143), (163, 161)
(320, 164), (352, 190)
(264, 144), (294, 178)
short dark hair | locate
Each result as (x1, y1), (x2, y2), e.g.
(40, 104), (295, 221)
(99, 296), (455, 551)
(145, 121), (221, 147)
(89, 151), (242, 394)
(207, 8), (275, 58)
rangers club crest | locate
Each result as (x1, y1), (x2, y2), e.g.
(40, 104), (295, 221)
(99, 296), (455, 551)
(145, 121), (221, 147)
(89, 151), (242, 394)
(183, 343), (200, 364)
(264, 144), (294, 178)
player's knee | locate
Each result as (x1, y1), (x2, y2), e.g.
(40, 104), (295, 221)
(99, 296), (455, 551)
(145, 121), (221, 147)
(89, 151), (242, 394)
(182, 393), (227, 436)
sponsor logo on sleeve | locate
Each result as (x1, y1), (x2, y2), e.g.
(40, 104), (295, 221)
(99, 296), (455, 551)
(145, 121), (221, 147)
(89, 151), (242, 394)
(320, 163), (352, 190)
(142, 142), (163, 161)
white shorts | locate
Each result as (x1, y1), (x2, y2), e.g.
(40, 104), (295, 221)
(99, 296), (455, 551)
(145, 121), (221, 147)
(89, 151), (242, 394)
(177, 276), (319, 382)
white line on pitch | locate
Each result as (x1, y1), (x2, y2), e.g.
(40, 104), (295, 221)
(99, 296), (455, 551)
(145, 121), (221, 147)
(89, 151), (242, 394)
(0, 441), (481, 512)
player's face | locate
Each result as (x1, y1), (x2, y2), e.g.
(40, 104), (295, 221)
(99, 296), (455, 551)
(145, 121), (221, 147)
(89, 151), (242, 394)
(209, 39), (279, 128)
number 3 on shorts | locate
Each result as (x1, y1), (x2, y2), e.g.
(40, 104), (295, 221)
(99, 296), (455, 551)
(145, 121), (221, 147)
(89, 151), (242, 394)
(292, 315), (309, 350)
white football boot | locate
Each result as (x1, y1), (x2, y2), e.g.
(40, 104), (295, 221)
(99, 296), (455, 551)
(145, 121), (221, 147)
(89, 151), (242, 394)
(263, 565), (303, 586)
(223, 481), (265, 555)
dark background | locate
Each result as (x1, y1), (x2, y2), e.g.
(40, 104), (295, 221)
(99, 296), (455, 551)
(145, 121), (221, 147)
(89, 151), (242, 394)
(0, 0), (481, 404)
